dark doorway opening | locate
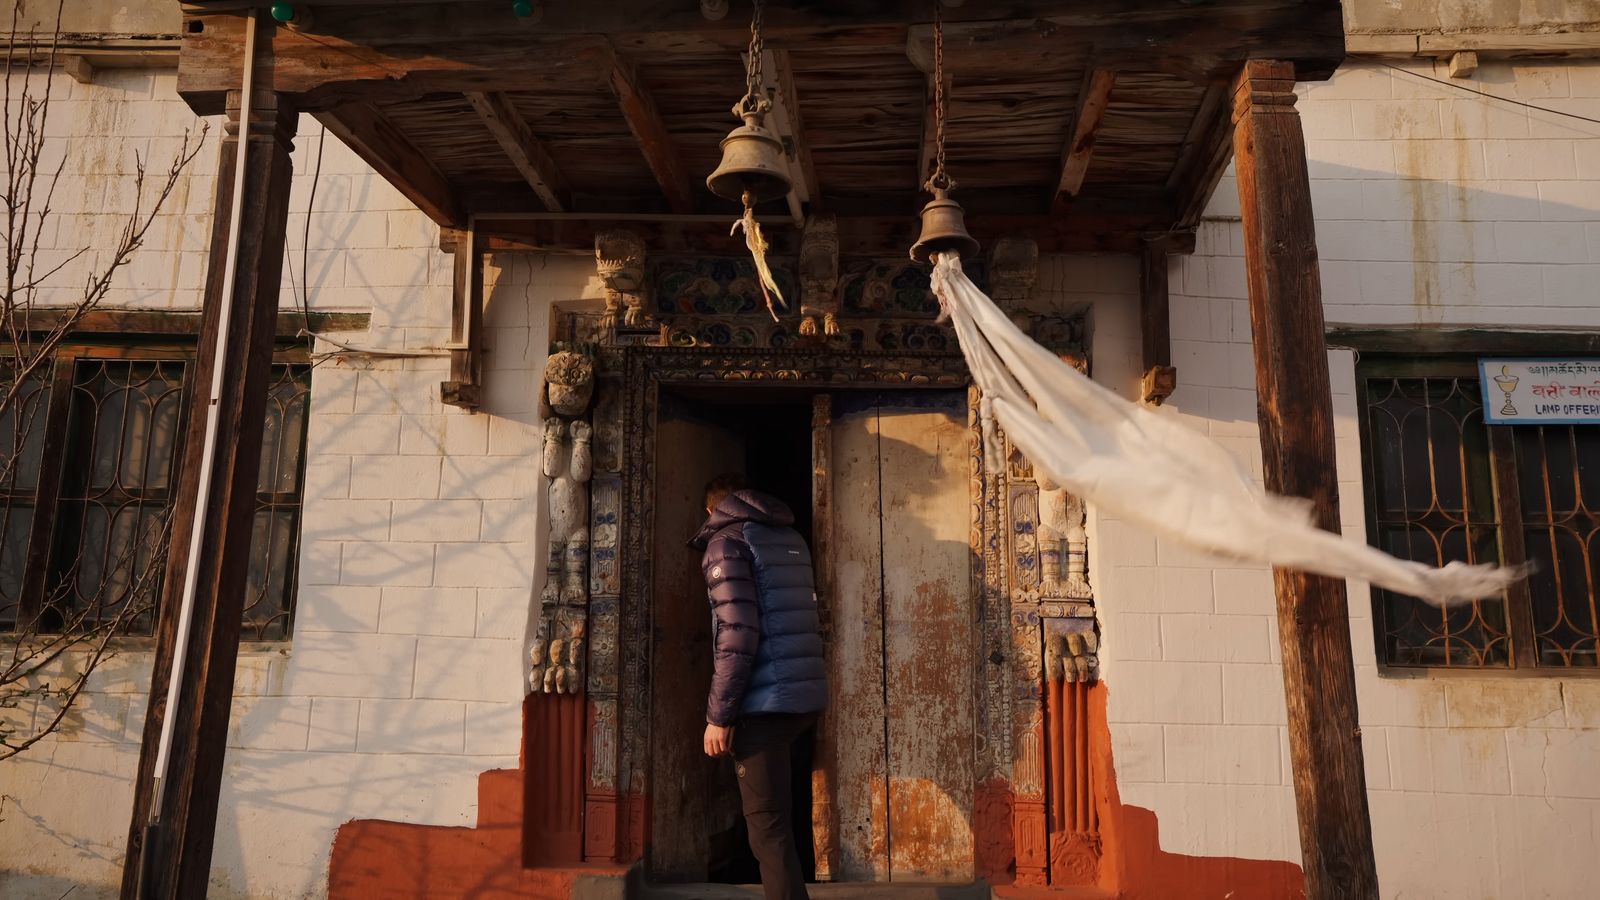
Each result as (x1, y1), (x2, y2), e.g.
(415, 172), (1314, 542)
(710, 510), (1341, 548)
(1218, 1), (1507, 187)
(652, 386), (818, 886)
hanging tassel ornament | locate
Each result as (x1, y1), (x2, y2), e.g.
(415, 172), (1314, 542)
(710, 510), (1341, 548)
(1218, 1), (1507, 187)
(731, 190), (786, 321)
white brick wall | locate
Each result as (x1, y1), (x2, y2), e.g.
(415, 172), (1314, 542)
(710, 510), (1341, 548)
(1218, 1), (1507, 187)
(1089, 59), (1600, 900)
(0, 67), (598, 900)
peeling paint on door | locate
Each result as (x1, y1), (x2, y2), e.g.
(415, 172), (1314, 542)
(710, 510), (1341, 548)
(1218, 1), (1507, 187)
(826, 393), (975, 883)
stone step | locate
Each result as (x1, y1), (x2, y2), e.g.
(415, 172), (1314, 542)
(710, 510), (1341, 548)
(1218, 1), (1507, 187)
(639, 883), (994, 900)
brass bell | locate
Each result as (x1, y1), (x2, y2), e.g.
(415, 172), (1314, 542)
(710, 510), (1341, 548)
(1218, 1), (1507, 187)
(910, 186), (980, 263)
(707, 104), (793, 204)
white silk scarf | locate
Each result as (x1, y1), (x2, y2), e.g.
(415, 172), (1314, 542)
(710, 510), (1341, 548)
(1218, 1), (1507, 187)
(928, 251), (1518, 606)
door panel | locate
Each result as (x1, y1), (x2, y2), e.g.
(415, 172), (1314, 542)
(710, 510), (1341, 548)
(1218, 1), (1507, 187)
(649, 405), (746, 881)
(826, 392), (974, 883)
(829, 402), (891, 881)
(879, 401), (974, 881)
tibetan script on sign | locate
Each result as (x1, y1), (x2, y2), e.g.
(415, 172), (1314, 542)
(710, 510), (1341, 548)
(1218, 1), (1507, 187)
(1478, 358), (1600, 424)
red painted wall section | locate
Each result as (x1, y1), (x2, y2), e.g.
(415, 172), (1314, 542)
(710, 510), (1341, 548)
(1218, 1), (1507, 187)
(526, 694), (588, 865)
(996, 683), (1305, 900)
(1086, 683), (1304, 899)
(328, 694), (633, 899)
(329, 767), (628, 899)
(975, 776), (1017, 882)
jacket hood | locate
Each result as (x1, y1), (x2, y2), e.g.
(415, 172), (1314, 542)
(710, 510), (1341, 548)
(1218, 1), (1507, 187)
(689, 489), (795, 549)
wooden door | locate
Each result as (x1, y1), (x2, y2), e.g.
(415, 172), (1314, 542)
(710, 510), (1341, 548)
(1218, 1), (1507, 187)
(648, 398), (747, 881)
(826, 391), (974, 883)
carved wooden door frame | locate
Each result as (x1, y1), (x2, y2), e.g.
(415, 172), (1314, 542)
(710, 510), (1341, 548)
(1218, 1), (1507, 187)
(595, 344), (1000, 879)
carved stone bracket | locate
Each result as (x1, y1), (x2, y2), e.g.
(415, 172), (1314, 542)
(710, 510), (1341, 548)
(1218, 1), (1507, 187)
(596, 229), (649, 330)
(989, 236), (1039, 333)
(1044, 617), (1100, 684)
(798, 213), (840, 337)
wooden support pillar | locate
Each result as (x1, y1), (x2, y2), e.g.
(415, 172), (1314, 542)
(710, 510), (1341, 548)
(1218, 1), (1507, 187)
(1231, 59), (1378, 898)
(1138, 241), (1177, 405)
(441, 225), (484, 410)
(122, 87), (297, 899)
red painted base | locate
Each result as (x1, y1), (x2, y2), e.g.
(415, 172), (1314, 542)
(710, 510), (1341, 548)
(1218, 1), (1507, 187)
(327, 684), (1302, 899)
(1088, 684), (1306, 900)
(328, 767), (630, 899)
(985, 684), (1303, 899)
(974, 777), (1016, 882)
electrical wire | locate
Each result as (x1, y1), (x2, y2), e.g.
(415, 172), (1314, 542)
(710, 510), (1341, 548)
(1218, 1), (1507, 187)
(299, 123), (326, 332)
(1376, 61), (1600, 131)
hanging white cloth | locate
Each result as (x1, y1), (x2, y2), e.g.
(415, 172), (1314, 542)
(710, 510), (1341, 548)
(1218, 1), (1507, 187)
(928, 251), (1519, 606)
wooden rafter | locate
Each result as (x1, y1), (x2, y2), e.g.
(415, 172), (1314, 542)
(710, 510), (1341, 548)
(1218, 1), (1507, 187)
(766, 48), (820, 216)
(1050, 68), (1117, 213)
(314, 103), (462, 226)
(464, 91), (569, 212)
(605, 46), (695, 214)
(1169, 78), (1234, 227)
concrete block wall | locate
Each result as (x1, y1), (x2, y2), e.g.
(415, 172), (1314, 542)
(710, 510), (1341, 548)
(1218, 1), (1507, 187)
(1093, 60), (1600, 900)
(0, 68), (599, 899)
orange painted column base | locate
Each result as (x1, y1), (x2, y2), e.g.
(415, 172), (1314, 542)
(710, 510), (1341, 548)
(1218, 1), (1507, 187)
(988, 683), (1305, 900)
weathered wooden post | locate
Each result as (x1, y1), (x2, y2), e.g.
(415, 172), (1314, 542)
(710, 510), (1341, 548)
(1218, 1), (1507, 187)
(121, 72), (298, 900)
(1231, 59), (1380, 897)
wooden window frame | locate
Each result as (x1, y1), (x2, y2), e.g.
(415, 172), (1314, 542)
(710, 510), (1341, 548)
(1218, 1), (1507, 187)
(1, 312), (338, 642)
(1337, 327), (1600, 676)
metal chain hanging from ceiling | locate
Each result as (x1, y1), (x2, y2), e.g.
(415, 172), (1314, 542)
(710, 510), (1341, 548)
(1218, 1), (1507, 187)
(910, 1), (980, 262)
(926, 2), (954, 193)
(739, 0), (767, 119)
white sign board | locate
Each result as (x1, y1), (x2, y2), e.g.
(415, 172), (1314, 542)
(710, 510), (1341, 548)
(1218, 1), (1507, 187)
(1478, 359), (1600, 424)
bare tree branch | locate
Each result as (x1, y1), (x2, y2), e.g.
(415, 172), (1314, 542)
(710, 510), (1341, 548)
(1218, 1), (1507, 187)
(0, 0), (207, 759)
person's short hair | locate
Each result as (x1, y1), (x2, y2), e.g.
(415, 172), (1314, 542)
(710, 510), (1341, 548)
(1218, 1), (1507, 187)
(704, 472), (751, 510)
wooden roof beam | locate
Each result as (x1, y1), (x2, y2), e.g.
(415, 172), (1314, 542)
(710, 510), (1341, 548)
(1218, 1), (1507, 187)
(464, 91), (569, 212)
(1050, 68), (1117, 214)
(1168, 78), (1234, 228)
(606, 47), (695, 214)
(764, 48), (820, 220)
(314, 102), (463, 226)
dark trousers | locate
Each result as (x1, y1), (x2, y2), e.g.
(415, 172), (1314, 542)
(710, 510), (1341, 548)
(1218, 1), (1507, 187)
(732, 713), (816, 900)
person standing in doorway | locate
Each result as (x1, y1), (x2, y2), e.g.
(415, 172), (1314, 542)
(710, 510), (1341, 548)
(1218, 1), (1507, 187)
(691, 473), (826, 900)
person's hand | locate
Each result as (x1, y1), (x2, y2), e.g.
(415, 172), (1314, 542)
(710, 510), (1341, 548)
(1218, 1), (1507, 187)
(704, 723), (735, 757)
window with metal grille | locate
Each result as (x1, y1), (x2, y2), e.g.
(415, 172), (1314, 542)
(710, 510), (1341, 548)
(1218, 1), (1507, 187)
(0, 348), (310, 641)
(1357, 355), (1600, 670)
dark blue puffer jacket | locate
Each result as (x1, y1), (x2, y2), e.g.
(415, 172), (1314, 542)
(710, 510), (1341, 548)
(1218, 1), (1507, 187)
(689, 490), (827, 726)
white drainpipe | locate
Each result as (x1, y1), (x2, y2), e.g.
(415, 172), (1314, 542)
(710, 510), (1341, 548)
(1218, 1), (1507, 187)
(147, 6), (258, 826)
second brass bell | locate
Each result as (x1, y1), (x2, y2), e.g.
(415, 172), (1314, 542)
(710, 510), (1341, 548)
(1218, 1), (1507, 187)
(910, 187), (981, 263)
